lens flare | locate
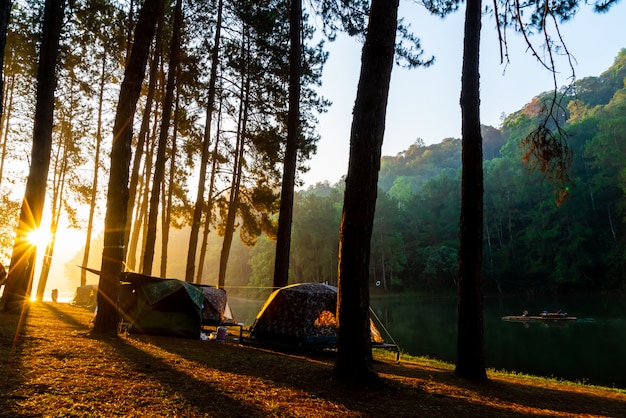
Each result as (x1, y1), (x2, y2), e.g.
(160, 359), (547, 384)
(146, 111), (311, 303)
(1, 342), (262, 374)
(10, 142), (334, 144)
(26, 228), (50, 248)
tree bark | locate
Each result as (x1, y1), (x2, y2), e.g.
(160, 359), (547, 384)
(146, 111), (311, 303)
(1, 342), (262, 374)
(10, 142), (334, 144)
(36, 116), (69, 300)
(0, 0), (11, 120)
(93, 0), (163, 334)
(81, 52), (107, 286)
(124, 16), (162, 262)
(273, 0), (301, 289)
(455, 0), (487, 380)
(196, 109), (222, 284)
(142, 0), (182, 275)
(218, 92), (248, 289)
(334, 0), (398, 385)
(0, 73), (15, 187)
(218, 29), (250, 289)
(160, 89), (179, 278)
(1, 0), (65, 312)
(186, 0), (222, 282)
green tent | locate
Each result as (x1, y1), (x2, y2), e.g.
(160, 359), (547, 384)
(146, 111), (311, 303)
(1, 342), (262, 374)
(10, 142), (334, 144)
(119, 273), (204, 339)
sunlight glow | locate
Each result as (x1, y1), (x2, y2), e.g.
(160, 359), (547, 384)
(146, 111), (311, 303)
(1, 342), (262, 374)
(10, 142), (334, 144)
(26, 228), (50, 249)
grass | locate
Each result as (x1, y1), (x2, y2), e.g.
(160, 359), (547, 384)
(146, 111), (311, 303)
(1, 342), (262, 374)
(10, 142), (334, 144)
(1, 302), (625, 417)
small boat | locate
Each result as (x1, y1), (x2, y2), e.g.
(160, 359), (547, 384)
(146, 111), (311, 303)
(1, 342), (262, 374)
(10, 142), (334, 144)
(502, 311), (577, 322)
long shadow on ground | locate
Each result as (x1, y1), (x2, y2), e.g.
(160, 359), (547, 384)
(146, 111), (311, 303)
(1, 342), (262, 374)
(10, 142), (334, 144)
(0, 305), (40, 417)
(99, 335), (267, 417)
(149, 332), (626, 417)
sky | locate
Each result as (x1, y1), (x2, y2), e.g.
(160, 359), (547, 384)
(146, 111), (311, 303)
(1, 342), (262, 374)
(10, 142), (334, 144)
(300, 0), (626, 188)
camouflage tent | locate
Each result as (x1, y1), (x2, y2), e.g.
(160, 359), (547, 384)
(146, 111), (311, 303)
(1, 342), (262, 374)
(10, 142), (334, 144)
(197, 285), (236, 326)
(247, 283), (389, 349)
(79, 267), (238, 338)
(71, 284), (98, 307)
(119, 273), (204, 339)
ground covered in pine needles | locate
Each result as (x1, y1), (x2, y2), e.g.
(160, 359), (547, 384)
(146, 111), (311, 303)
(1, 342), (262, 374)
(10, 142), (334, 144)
(1, 302), (625, 417)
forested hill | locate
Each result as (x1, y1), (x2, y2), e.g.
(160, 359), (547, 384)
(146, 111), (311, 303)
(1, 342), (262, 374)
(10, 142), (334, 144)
(287, 48), (626, 295)
(378, 48), (626, 197)
(377, 124), (505, 196)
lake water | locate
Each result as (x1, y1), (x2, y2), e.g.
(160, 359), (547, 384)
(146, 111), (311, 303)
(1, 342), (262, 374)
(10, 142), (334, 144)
(229, 292), (626, 388)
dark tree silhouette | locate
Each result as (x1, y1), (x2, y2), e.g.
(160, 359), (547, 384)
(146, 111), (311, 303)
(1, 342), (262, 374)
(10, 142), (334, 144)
(273, 0), (301, 289)
(334, 0), (398, 385)
(456, 0), (487, 380)
(186, 0), (222, 283)
(1, 0), (65, 312)
(141, 0), (183, 275)
(0, 0), (11, 120)
(92, 0), (164, 334)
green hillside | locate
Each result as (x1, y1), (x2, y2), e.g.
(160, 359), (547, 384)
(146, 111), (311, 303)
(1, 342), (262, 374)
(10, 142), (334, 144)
(280, 48), (626, 294)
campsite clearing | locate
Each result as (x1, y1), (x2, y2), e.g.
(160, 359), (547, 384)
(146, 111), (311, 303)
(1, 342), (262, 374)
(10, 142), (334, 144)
(1, 303), (625, 417)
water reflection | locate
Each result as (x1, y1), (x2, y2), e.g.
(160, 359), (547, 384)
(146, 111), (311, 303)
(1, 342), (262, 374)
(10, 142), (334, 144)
(370, 294), (626, 389)
(227, 292), (626, 389)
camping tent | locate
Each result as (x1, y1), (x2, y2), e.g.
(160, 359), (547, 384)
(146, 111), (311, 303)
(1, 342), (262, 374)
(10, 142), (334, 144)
(197, 285), (236, 326)
(79, 267), (237, 339)
(119, 273), (204, 339)
(246, 283), (394, 351)
(71, 284), (98, 307)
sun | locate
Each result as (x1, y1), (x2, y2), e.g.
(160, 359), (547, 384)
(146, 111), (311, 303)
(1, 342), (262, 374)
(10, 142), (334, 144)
(26, 228), (50, 249)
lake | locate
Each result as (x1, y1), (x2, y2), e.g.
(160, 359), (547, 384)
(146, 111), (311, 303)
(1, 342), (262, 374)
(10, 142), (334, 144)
(228, 292), (626, 389)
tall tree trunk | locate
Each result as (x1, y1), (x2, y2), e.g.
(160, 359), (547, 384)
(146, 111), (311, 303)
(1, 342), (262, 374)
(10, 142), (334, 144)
(186, 0), (223, 283)
(1, 0), (65, 312)
(334, 0), (398, 386)
(124, 0), (135, 65)
(36, 137), (68, 300)
(93, 0), (163, 335)
(137, 139), (155, 274)
(81, 52), (106, 286)
(0, 73), (15, 187)
(218, 30), (250, 289)
(141, 0), (182, 276)
(36, 91), (73, 300)
(124, 13), (162, 260)
(0, 0), (11, 120)
(456, 0), (487, 380)
(217, 123), (245, 289)
(159, 166), (168, 276)
(273, 0), (301, 289)
(160, 89), (179, 278)
(380, 228), (387, 290)
(128, 136), (154, 271)
(196, 102), (223, 284)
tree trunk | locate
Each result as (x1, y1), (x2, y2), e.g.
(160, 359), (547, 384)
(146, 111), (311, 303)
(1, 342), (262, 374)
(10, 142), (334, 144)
(196, 105), (223, 284)
(0, 72), (15, 187)
(273, 0), (301, 289)
(0, 0), (11, 120)
(36, 110), (70, 300)
(334, 0), (398, 386)
(159, 168), (168, 276)
(455, 0), (487, 380)
(186, 0), (222, 283)
(124, 17), (162, 261)
(93, 0), (163, 335)
(218, 30), (250, 289)
(160, 89), (179, 278)
(139, 139), (155, 274)
(141, 0), (182, 276)
(128, 138), (154, 271)
(1, 0), (65, 312)
(81, 52), (106, 286)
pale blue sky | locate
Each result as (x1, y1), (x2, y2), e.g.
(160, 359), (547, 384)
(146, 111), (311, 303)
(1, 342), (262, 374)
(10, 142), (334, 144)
(301, 0), (626, 188)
